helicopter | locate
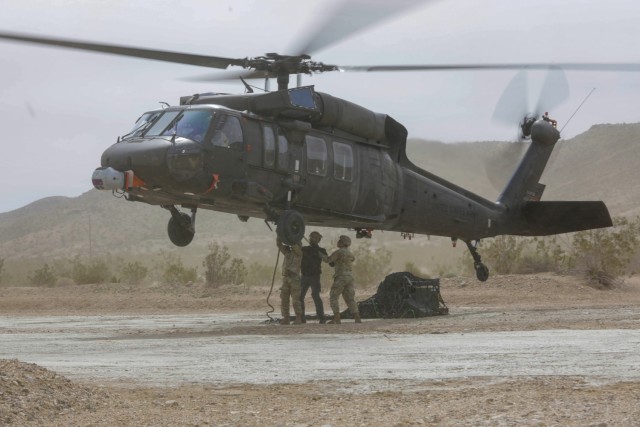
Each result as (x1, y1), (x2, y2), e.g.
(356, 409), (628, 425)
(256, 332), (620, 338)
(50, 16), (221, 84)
(1, 4), (638, 282)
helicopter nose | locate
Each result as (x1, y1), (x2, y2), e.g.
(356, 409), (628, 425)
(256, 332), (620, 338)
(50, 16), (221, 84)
(100, 137), (172, 185)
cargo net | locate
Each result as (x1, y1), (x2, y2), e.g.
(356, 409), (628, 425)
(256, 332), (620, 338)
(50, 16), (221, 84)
(342, 272), (448, 319)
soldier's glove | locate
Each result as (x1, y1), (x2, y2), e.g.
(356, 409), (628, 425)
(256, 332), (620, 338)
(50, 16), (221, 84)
(329, 262), (335, 267)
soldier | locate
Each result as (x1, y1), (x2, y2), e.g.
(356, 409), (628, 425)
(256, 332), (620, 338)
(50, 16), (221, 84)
(300, 231), (328, 324)
(276, 236), (303, 325)
(324, 235), (361, 324)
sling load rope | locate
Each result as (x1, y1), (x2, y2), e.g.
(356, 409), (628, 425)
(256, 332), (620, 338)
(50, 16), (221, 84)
(265, 249), (280, 322)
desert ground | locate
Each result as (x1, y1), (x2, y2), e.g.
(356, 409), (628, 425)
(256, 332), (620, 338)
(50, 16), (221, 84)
(2, 273), (640, 426)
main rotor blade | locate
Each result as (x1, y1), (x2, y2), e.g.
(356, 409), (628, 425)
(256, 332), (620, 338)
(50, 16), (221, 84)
(183, 69), (273, 82)
(339, 62), (640, 72)
(0, 31), (246, 69)
(288, 0), (430, 56)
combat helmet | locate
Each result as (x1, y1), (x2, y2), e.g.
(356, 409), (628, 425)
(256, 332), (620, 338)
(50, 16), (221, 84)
(309, 231), (323, 239)
(338, 235), (351, 247)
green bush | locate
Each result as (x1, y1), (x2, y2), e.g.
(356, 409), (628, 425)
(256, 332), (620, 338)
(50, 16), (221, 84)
(120, 261), (148, 284)
(72, 257), (111, 284)
(29, 263), (57, 286)
(202, 242), (247, 286)
(152, 251), (198, 285)
(569, 216), (640, 282)
(482, 235), (526, 275)
(163, 262), (198, 284)
(517, 236), (568, 274)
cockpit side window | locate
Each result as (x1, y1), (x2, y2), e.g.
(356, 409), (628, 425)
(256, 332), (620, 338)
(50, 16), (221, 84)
(211, 114), (244, 151)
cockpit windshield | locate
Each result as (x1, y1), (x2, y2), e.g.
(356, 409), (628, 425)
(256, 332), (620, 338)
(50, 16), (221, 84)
(122, 111), (161, 139)
(144, 109), (214, 143)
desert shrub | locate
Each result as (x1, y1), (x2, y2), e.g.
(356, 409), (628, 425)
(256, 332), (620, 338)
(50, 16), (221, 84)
(482, 235), (526, 274)
(163, 262), (198, 284)
(351, 242), (392, 287)
(152, 251), (198, 285)
(202, 242), (247, 286)
(29, 263), (57, 286)
(72, 258), (111, 284)
(517, 236), (568, 274)
(120, 261), (148, 284)
(568, 216), (640, 283)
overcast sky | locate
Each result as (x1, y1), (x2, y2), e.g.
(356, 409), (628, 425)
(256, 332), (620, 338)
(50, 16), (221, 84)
(1, 0), (639, 213)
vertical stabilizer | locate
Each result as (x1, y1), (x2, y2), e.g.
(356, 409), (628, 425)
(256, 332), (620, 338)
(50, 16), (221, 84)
(496, 120), (560, 209)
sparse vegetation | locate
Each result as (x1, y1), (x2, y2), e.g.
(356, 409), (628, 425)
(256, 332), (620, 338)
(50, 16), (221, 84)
(28, 263), (57, 286)
(71, 258), (112, 285)
(154, 251), (198, 285)
(471, 216), (640, 285)
(202, 242), (247, 286)
(483, 235), (526, 275)
(120, 261), (148, 285)
(568, 216), (640, 285)
(352, 242), (392, 287)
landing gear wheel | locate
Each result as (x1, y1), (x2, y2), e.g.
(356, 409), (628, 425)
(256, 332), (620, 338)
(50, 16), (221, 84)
(167, 213), (195, 247)
(276, 210), (305, 245)
(474, 262), (489, 282)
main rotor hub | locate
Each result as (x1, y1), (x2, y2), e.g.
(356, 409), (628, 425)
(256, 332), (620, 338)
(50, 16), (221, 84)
(245, 53), (338, 76)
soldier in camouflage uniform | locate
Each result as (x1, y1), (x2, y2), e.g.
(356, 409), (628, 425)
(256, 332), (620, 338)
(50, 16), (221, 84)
(324, 235), (361, 324)
(276, 237), (303, 325)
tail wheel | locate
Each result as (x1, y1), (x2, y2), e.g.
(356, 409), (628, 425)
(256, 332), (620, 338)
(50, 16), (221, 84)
(276, 210), (305, 245)
(168, 212), (195, 247)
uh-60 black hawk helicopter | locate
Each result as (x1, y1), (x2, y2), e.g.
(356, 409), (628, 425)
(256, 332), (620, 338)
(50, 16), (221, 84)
(2, 5), (638, 282)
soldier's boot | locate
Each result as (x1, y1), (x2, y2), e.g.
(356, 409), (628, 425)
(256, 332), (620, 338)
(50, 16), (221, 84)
(280, 316), (290, 325)
(293, 310), (303, 325)
(318, 315), (326, 324)
(328, 313), (341, 324)
(354, 313), (362, 324)
(300, 312), (306, 324)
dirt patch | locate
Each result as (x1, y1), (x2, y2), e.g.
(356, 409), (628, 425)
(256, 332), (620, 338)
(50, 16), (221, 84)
(2, 272), (640, 426)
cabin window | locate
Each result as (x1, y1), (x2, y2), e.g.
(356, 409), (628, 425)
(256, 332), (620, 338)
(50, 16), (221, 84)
(277, 130), (289, 171)
(305, 135), (327, 176)
(211, 114), (243, 151)
(262, 124), (276, 168)
(145, 110), (181, 136)
(332, 141), (353, 182)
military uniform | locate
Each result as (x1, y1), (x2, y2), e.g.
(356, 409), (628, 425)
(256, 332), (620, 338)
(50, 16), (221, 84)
(300, 237), (328, 323)
(277, 238), (303, 324)
(326, 239), (360, 322)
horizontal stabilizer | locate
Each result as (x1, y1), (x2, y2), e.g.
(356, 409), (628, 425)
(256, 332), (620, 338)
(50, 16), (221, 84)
(516, 201), (613, 236)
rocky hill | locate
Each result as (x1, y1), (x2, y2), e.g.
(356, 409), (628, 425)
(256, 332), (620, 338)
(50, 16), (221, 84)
(1, 123), (639, 265)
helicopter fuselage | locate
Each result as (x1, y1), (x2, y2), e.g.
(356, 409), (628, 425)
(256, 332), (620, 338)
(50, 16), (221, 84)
(94, 98), (508, 243)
